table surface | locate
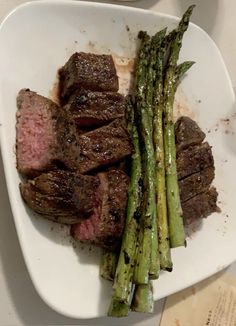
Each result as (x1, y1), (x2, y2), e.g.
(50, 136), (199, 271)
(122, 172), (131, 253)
(0, 0), (235, 325)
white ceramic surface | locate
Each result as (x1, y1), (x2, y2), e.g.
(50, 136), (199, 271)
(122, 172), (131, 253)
(0, 0), (235, 319)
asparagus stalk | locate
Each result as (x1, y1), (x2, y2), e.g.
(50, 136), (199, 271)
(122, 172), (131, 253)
(147, 29), (167, 279)
(132, 32), (151, 285)
(100, 250), (118, 281)
(133, 32), (157, 284)
(108, 298), (130, 317)
(153, 36), (173, 271)
(131, 281), (154, 313)
(163, 5), (195, 248)
(112, 98), (142, 303)
(175, 61), (195, 82)
(108, 282), (134, 317)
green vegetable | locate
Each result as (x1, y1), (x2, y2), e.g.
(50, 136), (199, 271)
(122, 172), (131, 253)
(163, 5), (195, 248)
(133, 32), (158, 284)
(131, 282), (154, 313)
(100, 250), (118, 281)
(112, 98), (142, 302)
(153, 34), (173, 270)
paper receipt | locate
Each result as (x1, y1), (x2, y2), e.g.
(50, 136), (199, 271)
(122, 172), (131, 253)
(160, 272), (236, 326)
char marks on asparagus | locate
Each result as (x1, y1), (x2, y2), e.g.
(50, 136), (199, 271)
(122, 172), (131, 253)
(16, 15), (220, 316)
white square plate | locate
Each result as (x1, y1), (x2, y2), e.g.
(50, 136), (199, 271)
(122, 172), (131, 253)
(0, 0), (235, 319)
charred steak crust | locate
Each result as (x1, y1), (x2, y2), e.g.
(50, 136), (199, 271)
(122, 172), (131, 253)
(20, 170), (100, 224)
(177, 142), (214, 180)
(98, 170), (129, 249)
(70, 170), (129, 250)
(54, 110), (81, 171)
(16, 89), (80, 177)
(179, 166), (215, 203)
(59, 52), (119, 103)
(175, 116), (218, 225)
(175, 116), (206, 152)
(182, 187), (218, 225)
(64, 89), (126, 127)
(78, 119), (133, 174)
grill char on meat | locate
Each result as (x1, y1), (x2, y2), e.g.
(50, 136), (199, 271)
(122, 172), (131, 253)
(18, 116), (218, 248)
(177, 142), (214, 180)
(17, 46), (219, 250)
(175, 116), (206, 152)
(20, 170), (101, 224)
(175, 116), (218, 225)
(78, 119), (133, 174)
(179, 166), (215, 203)
(16, 89), (80, 177)
(182, 187), (218, 225)
(16, 90), (132, 177)
(59, 52), (119, 104)
(71, 170), (129, 250)
(64, 89), (125, 128)
(20, 169), (129, 250)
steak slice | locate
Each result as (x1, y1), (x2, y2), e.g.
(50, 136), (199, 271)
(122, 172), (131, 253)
(71, 170), (129, 250)
(59, 52), (119, 103)
(20, 170), (101, 224)
(175, 117), (218, 225)
(64, 90), (125, 127)
(177, 142), (214, 180)
(179, 166), (215, 202)
(78, 119), (133, 174)
(182, 187), (218, 225)
(175, 116), (206, 152)
(16, 89), (80, 177)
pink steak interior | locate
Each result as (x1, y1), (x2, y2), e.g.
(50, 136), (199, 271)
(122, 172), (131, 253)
(16, 100), (55, 173)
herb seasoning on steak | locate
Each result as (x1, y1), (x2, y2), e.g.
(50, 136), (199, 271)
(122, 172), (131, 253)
(20, 169), (129, 249)
(19, 170), (101, 224)
(78, 119), (133, 174)
(179, 166), (215, 203)
(64, 89), (125, 128)
(175, 116), (219, 225)
(182, 187), (219, 225)
(177, 142), (214, 180)
(175, 116), (206, 152)
(59, 52), (119, 104)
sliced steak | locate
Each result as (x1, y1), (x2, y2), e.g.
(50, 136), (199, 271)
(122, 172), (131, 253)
(182, 187), (218, 225)
(71, 170), (129, 250)
(78, 119), (133, 174)
(179, 166), (215, 202)
(64, 90), (125, 127)
(175, 116), (206, 152)
(16, 89), (80, 177)
(175, 117), (218, 225)
(59, 52), (119, 103)
(20, 170), (100, 224)
(177, 142), (214, 180)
